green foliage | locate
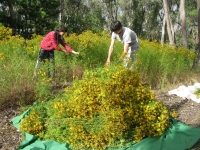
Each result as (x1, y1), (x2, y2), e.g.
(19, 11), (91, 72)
(65, 30), (112, 68)
(0, 31), (36, 109)
(194, 88), (200, 98)
(34, 69), (53, 102)
(135, 40), (195, 88)
(16, 0), (60, 36)
(54, 30), (122, 83)
(65, 11), (105, 34)
(0, 28), (119, 110)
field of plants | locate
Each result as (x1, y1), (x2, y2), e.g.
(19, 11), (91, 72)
(0, 26), (197, 149)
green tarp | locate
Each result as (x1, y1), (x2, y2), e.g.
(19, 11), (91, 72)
(12, 104), (200, 150)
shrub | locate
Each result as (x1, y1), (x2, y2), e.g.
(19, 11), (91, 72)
(0, 26), (12, 40)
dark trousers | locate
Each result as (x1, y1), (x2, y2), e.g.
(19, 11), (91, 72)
(33, 48), (55, 79)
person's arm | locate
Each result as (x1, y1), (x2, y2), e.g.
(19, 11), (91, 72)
(60, 37), (79, 55)
(61, 49), (79, 55)
(106, 39), (115, 65)
(124, 43), (130, 53)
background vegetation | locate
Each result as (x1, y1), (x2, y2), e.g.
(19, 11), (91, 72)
(0, 0), (198, 49)
(0, 26), (195, 109)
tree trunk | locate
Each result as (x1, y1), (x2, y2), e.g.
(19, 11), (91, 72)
(161, 16), (166, 46)
(192, 0), (200, 69)
(127, 0), (133, 27)
(163, 0), (174, 45)
(180, 0), (187, 47)
(7, 0), (17, 34)
(103, 0), (118, 21)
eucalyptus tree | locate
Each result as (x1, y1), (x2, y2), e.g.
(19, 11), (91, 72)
(118, 0), (163, 40)
(118, 0), (195, 47)
(118, 0), (144, 36)
(184, 0), (197, 48)
(180, 0), (187, 47)
(102, 0), (119, 21)
(163, 0), (175, 45)
(192, 0), (200, 69)
(166, 0), (197, 48)
(80, 0), (124, 32)
(84, 0), (106, 32)
(141, 0), (162, 40)
(155, 0), (196, 48)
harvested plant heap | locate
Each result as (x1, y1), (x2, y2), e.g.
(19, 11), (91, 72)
(20, 65), (175, 150)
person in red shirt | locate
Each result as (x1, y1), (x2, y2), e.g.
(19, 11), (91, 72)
(33, 25), (79, 79)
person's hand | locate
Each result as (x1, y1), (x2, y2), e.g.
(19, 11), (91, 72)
(65, 51), (70, 55)
(63, 49), (70, 55)
(105, 61), (110, 66)
(120, 52), (127, 59)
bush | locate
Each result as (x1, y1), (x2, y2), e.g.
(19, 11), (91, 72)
(0, 26), (12, 40)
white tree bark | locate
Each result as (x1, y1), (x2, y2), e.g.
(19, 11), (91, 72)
(161, 16), (166, 46)
(198, 0), (200, 43)
(192, 0), (200, 68)
(163, 0), (174, 45)
(180, 0), (187, 47)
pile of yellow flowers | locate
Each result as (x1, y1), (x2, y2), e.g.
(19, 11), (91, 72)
(20, 65), (177, 150)
(20, 108), (44, 136)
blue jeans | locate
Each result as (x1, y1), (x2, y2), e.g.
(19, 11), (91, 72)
(33, 48), (55, 79)
(124, 46), (139, 69)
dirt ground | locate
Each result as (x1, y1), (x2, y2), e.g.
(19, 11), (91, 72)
(0, 107), (22, 150)
(154, 90), (200, 150)
(1, 89), (200, 150)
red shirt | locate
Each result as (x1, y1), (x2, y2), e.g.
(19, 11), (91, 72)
(40, 31), (73, 52)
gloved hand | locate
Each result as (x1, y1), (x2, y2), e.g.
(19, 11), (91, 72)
(72, 50), (79, 55)
(64, 51), (70, 55)
(105, 61), (110, 66)
(120, 52), (127, 59)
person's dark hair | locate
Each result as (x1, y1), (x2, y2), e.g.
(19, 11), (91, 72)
(56, 25), (67, 32)
(110, 20), (122, 32)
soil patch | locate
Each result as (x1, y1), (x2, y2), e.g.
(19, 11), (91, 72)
(154, 90), (200, 150)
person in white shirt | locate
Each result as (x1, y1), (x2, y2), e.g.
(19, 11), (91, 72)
(106, 20), (139, 68)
